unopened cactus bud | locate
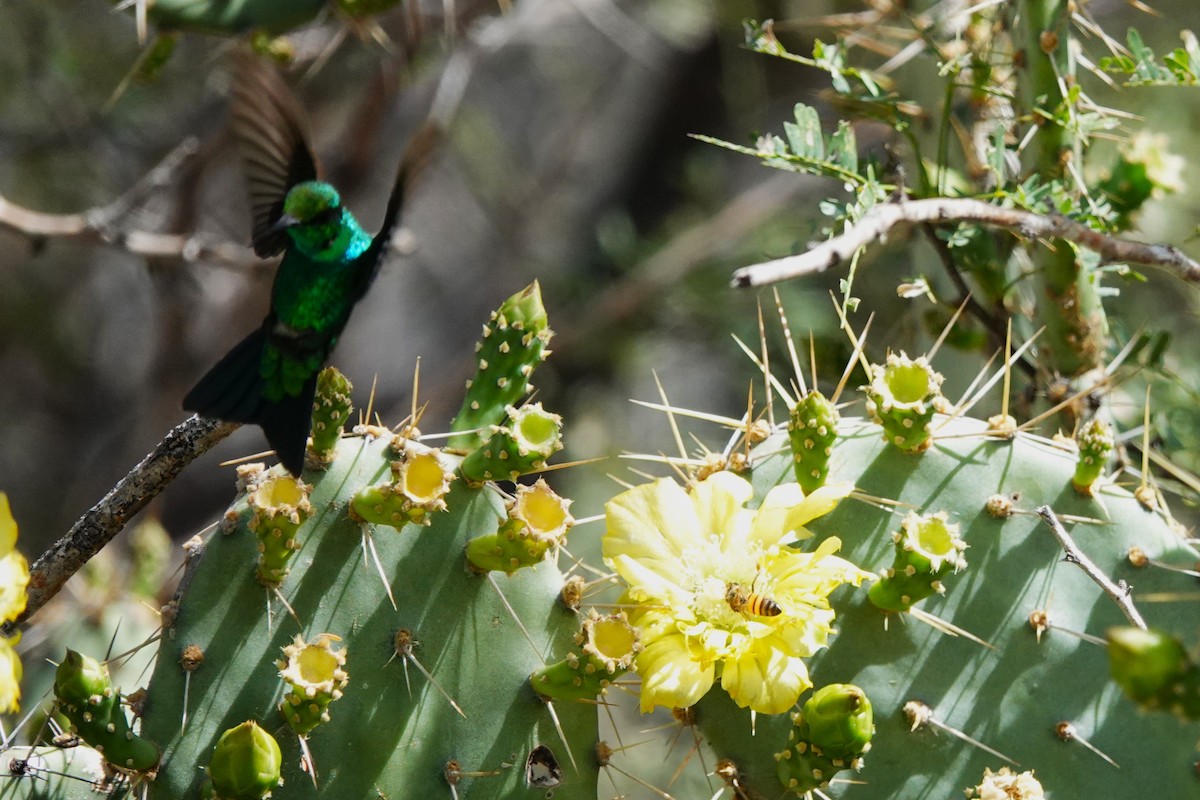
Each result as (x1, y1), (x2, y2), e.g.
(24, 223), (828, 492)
(868, 511), (967, 613)
(1108, 627), (1200, 718)
(308, 367), (353, 467)
(530, 612), (639, 701)
(204, 721), (283, 800)
(277, 634), (348, 736)
(862, 353), (948, 453)
(350, 444), (455, 529)
(459, 404), (563, 485)
(466, 479), (572, 573)
(450, 282), (553, 451)
(247, 474), (312, 587)
(1072, 418), (1113, 496)
(787, 391), (839, 494)
(776, 684), (873, 794)
(53, 650), (160, 773)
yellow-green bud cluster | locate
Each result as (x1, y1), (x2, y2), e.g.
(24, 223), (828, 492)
(202, 721), (282, 800)
(1072, 418), (1114, 496)
(1108, 627), (1200, 721)
(53, 649), (161, 774)
(868, 511), (967, 612)
(787, 390), (839, 494)
(350, 443), (455, 529)
(308, 367), (353, 467)
(277, 634), (348, 737)
(450, 282), (553, 451)
(530, 612), (639, 701)
(862, 353), (948, 453)
(246, 473), (312, 587)
(459, 403), (563, 485)
(776, 683), (874, 795)
(466, 479), (572, 573)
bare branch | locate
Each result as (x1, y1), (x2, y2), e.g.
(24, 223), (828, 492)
(8, 416), (239, 630)
(0, 137), (251, 267)
(731, 197), (1200, 288)
(1037, 504), (1147, 630)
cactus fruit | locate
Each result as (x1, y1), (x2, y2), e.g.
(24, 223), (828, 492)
(866, 511), (968, 613)
(202, 721), (282, 800)
(786, 390), (839, 494)
(1108, 627), (1200, 720)
(349, 441), (455, 529)
(308, 368), (353, 467)
(53, 649), (161, 775)
(458, 403), (564, 485)
(246, 473), (312, 587)
(529, 612), (639, 702)
(276, 634), (348, 736)
(1072, 417), (1114, 496)
(774, 683), (874, 795)
(862, 352), (949, 452)
(466, 478), (573, 574)
(450, 282), (553, 451)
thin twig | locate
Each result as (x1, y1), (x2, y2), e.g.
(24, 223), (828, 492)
(7, 416), (239, 630)
(1036, 505), (1147, 630)
(732, 197), (1200, 287)
(0, 137), (250, 267)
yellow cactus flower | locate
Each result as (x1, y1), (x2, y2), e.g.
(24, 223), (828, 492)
(603, 472), (869, 715)
(0, 492), (29, 713)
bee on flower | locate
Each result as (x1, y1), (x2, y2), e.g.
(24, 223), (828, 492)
(602, 471), (870, 715)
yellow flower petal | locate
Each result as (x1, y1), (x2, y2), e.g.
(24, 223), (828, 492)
(605, 479), (701, 587)
(690, 472), (753, 546)
(0, 634), (21, 714)
(0, 494), (16, 555)
(720, 637), (811, 714)
(637, 634), (714, 713)
(751, 482), (853, 546)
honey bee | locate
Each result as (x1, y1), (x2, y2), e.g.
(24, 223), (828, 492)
(725, 581), (782, 617)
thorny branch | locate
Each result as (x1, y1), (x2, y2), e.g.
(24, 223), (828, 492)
(1037, 504), (1147, 630)
(732, 197), (1200, 288)
(0, 136), (251, 266)
(6, 416), (238, 631)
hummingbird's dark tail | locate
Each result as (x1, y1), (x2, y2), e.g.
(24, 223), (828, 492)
(183, 326), (314, 476)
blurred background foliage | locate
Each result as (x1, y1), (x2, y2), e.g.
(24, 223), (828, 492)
(1, 0), (1198, 625)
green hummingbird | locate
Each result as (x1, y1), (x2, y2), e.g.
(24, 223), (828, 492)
(184, 57), (436, 476)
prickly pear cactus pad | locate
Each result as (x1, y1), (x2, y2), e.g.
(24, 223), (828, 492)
(695, 414), (1198, 799)
(137, 433), (597, 800)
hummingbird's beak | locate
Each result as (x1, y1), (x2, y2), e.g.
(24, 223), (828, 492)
(253, 214), (301, 248)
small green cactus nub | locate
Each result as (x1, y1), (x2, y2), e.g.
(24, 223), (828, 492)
(530, 612), (639, 701)
(203, 721), (283, 800)
(459, 403), (563, 485)
(277, 634), (348, 737)
(450, 282), (553, 451)
(1072, 418), (1114, 496)
(787, 391), (839, 494)
(53, 650), (161, 774)
(466, 479), (573, 573)
(775, 683), (874, 795)
(308, 367), (353, 467)
(868, 511), (967, 613)
(246, 473), (312, 587)
(1108, 627), (1200, 720)
(350, 444), (454, 529)
(862, 353), (948, 453)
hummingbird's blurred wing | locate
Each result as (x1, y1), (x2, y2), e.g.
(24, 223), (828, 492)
(351, 123), (441, 301)
(230, 53), (319, 258)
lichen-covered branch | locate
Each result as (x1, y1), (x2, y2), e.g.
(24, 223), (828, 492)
(1036, 504), (1147, 630)
(731, 197), (1200, 288)
(8, 416), (238, 630)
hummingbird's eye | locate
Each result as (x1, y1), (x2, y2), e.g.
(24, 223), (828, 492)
(310, 206), (341, 226)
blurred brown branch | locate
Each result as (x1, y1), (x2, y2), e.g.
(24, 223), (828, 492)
(0, 136), (251, 266)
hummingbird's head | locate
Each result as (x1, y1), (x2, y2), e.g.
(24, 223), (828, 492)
(281, 181), (342, 228)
